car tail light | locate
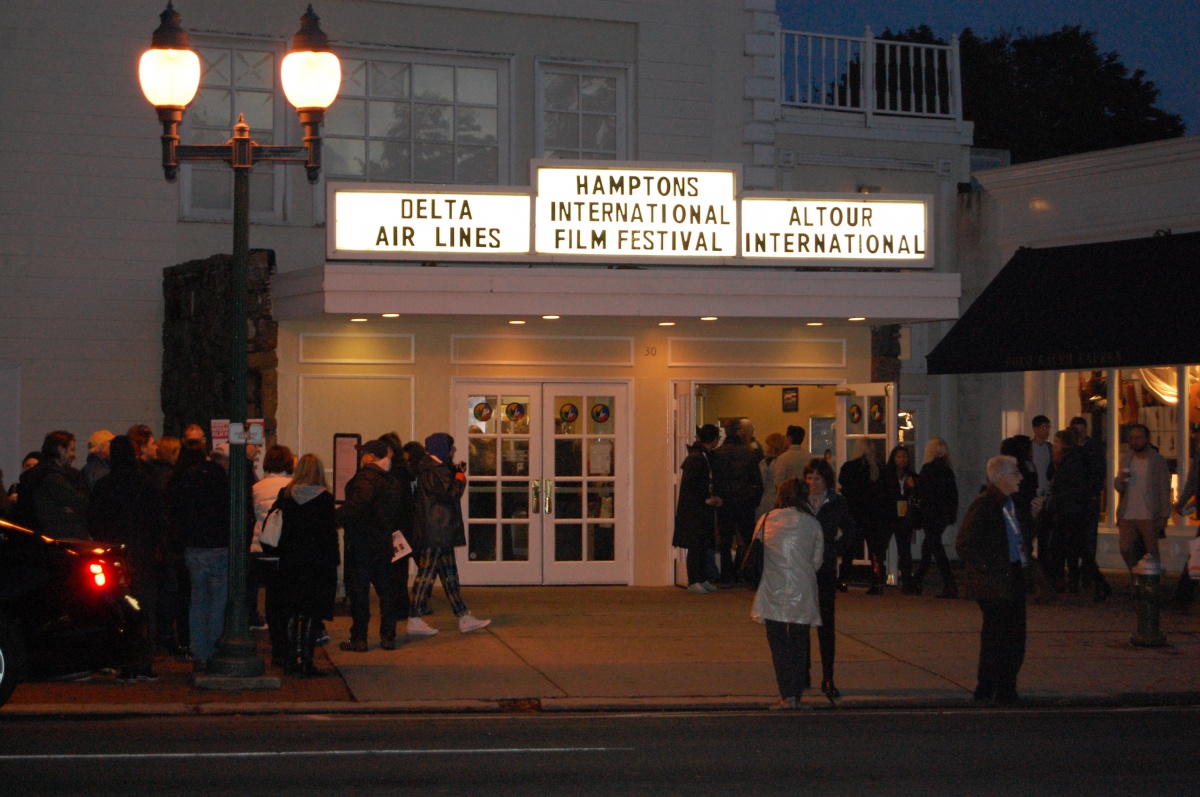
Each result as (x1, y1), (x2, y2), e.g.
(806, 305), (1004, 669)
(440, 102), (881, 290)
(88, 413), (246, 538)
(86, 560), (112, 589)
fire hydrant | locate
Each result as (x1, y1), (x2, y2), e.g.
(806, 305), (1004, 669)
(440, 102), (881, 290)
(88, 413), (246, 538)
(1130, 554), (1168, 647)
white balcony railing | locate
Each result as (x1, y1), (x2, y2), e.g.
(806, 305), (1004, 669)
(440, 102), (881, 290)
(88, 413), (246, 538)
(781, 27), (962, 124)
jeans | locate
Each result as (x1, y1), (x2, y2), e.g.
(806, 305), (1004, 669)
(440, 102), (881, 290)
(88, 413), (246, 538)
(184, 547), (229, 662)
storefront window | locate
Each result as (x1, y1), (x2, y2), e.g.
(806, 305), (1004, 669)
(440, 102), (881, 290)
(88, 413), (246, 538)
(326, 54), (504, 184)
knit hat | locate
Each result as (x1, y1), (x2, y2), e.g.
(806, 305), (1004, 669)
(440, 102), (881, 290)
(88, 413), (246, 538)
(424, 432), (454, 462)
(88, 429), (115, 453)
(355, 438), (390, 459)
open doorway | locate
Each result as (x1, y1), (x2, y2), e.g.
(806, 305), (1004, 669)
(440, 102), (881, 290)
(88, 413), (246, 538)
(696, 382), (839, 464)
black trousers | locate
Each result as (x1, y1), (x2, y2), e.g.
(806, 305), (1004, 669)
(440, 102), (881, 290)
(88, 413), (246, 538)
(975, 564), (1027, 702)
(764, 619), (811, 700)
(344, 541), (397, 642)
(915, 521), (956, 591)
(811, 565), (837, 684)
(717, 502), (756, 581)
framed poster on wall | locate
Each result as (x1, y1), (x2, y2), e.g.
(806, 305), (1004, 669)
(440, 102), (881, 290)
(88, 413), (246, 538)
(782, 386), (799, 413)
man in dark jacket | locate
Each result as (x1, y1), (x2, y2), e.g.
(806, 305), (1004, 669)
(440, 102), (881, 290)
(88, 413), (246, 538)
(88, 435), (162, 681)
(713, 419), (763, 583)
(16, 430), (88, 539)
(956, 455), (1028, 705)
(336, 438), (404, 651)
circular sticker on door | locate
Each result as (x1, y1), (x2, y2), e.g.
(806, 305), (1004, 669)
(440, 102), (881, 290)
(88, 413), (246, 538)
(505, 402), (526, 422)
(559, 403), (579, 423)
(869, 402), (884, 423)
(848, 404), (863, 424)
(590, 403), (611, 423)
(473, 402), (493, 422)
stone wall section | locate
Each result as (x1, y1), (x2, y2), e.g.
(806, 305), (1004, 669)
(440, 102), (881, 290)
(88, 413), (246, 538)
(161, 250), (278, 444)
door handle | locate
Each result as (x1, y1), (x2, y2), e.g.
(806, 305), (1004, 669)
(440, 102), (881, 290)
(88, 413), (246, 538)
(544, 480), (554, 515)
(531, 480), (541, 514)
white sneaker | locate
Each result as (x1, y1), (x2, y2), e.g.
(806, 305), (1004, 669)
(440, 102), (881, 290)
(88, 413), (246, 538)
(458, 613), (491, 633)
(701, 581), (719, 592)
(407, 616), (439, 636)
(687, 582), (708, 594)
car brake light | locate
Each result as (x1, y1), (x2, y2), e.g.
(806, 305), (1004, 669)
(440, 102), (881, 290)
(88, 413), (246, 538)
(88, 561), (109, 588)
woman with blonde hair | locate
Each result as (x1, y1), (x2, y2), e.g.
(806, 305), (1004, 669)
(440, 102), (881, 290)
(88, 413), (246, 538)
(275, 454), (340, 676)
(756, 432), (790, 520)
(911, 438), (959, 597)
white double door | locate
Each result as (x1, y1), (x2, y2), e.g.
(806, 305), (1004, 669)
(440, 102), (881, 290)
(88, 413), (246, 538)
(454, 381), (630, 585)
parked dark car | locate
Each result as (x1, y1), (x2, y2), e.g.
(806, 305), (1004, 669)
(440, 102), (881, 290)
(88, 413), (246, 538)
(0, 518), (148, 706)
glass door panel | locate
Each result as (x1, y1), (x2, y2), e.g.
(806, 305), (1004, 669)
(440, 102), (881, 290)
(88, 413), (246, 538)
(542, 385), (628, 583)
(457, 381), (629, 585)
(459, 389), (541, 584)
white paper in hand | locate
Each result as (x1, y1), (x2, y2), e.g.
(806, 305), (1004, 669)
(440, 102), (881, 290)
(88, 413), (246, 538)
(392, 530), (413, 562)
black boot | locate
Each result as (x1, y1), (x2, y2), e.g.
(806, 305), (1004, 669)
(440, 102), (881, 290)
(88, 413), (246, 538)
(300, 616), (328, 678)
(283, 616), (302, 674)
(866, 555), (885, 595)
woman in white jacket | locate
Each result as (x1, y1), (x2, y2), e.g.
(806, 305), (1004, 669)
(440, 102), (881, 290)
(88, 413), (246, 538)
(751, 477), (824, 710)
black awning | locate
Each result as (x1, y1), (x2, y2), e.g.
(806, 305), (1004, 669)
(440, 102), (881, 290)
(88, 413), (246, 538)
(926, 231), (1200, 375)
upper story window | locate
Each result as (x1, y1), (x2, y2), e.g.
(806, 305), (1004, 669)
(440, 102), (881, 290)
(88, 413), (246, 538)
(181, 43), (288, 222)
(323, 53), (506, 184)
(537, 61), (629, 161)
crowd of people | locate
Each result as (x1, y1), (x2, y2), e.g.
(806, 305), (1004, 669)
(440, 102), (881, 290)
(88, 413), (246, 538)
(0, 424), (490, 682)
(675, 412), (1196, 709)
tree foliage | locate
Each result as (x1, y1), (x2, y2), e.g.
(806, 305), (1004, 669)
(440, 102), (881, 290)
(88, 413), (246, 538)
(880, 24), (1185, 163)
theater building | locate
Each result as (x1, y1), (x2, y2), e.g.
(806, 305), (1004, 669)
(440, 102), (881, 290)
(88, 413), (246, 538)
(2, 1), (975, 585)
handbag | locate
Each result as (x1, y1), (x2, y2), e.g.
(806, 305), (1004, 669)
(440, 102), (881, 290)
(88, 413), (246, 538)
(260, 504), (284, 548)
(739, 515), (767, 587)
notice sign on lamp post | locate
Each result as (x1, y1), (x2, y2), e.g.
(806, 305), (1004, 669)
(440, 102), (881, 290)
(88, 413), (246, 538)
(534, 164), (738, 258)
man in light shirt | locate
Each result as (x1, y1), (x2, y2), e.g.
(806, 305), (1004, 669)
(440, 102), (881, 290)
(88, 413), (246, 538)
(1114, 423), (1172, 570)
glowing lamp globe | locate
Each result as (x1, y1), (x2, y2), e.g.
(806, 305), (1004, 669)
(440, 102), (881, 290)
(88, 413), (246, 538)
(282, 50), (341, 110)
(139, 47), (201, 108)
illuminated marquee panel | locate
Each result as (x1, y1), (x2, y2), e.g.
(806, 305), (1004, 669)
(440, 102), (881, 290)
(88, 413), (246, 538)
(331, 185), (532, 260)
(534, 166), (739, 258)
(741, 197), (928, 260)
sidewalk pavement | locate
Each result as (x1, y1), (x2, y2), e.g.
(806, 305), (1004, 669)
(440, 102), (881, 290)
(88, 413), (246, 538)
(5, 578), (1200, 717)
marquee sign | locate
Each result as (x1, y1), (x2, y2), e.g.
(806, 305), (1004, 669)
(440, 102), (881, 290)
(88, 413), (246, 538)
(327, 163), (932, 268)
(332, 188), (531, 256)
(740, 196), (927, 261)
(534, 165), (737, 257)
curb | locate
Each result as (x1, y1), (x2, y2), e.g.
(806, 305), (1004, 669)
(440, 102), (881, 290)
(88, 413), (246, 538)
(6, 691), (1200, 719)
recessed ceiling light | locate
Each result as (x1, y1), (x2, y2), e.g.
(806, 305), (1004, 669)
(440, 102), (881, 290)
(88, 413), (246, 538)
(806, 321), (823, 326)
(542, 315), (560, 320)
(508, 320), (526, 325)
(382, 313), (399, 318)
(350, 317), (368, 323)
(658, 321), (676, 326)
(848, 317), (866, 322)
(701, 316), (718, 321)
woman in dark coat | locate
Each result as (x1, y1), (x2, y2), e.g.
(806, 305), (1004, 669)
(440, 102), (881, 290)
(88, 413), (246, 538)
(406, 433), (490, 635)
(880, 444), (918, 594)
(912, 438), (960, 598)
(275, 453), (340, 677)
(1046, 429), (1108, 598)
(837, 438), (883, 591)
(804, 457), (856, 701)
(673, 424), (722, 594)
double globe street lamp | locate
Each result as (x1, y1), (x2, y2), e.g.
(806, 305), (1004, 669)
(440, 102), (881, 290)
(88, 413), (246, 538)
(139, 3), (341, 678)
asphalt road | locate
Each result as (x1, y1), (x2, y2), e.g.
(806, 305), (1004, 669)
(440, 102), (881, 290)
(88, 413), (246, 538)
(1, 706), (1196, 795)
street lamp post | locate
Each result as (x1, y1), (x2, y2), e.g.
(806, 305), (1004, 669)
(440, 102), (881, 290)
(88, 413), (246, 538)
(140, 2), (340, 678)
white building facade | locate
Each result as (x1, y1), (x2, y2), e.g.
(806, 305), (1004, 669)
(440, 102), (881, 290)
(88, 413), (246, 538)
(1, 1), (974, 585)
